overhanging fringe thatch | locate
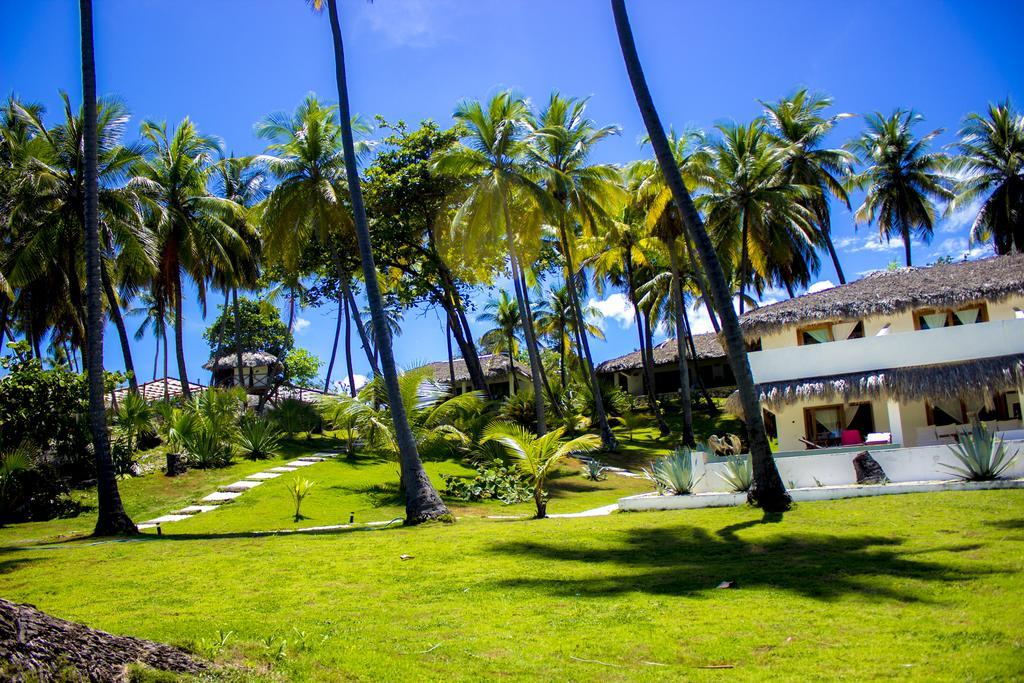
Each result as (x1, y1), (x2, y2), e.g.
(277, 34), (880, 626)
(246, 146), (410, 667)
(739, 254), (1024, 339)
(422, 354), (531, 383)
(595, 333), (725, 374)
(203, 351), (280, 370)
(756, 354), (1024, 410)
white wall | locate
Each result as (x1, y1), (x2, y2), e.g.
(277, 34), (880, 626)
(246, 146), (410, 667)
(689, 439), (1024, 494)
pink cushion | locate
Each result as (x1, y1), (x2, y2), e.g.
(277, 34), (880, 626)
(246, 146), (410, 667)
(840, 429), (862, 446)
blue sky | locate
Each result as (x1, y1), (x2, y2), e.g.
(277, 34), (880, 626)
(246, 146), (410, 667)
(3, 0), (1021, 387)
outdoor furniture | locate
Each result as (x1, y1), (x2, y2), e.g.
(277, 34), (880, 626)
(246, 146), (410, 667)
(864, 432), (892, 445)
(841, 429), (862, 446)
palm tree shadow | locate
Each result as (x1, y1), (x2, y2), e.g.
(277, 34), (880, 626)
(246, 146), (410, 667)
(490, 515), (995, 603)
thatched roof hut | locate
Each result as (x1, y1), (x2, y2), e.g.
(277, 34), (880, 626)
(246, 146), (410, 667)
(595, 333), (725, 374)
(422, 353), (531, 384)
(739, 254), (1024, 339)
(202, 351), (281, 371)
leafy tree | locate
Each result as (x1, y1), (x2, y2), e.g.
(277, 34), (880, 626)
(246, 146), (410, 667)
(847, 110), (952, 266)
(947, 100), (1024, 255)
(611, 0), (790, 511)
(477, 290), (522, 389)
(202, 296), (291, 360)
(285, 347), (323, 388)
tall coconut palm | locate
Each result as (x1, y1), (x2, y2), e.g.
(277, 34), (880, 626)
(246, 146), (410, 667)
(311, 0), (450, 524)
(130, 291), (174, 398)
(432, 91), (553, 434)
(477, 289), (522, 390)
(79, 0), (136, 535)
(697, 122), (819, 310)
(132, 119), (244, 399)
(761, 89), (855, 284)
(610, 0), (790, 511)
(527, 92), (622, 449)
(847, 110), (952, 266)
(534, 284), (604, 389)
(947, 100), (1024, 255)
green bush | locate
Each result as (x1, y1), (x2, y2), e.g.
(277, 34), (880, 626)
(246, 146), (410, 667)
(441, 459), (532, 504)
(944, 420), (1018, 481)
(500, 391), (537, 431)
(0, 441), (81, 524)
(270, 398), (321, 438)
(236, 415), (283, 460)
(181, 429), (235, 469)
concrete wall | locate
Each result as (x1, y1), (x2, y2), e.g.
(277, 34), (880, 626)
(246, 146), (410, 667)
(688, 439), (1024, 494)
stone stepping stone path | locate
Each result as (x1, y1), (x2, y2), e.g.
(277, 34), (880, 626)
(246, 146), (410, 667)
(137, 453), (338, 531)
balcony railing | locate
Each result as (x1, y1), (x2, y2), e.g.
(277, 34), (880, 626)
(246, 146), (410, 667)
(748, 318), (1024, 384)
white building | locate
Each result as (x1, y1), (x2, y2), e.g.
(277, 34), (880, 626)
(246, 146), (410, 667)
(736, 255), (1024, 453)
(423, 353), (531, 399)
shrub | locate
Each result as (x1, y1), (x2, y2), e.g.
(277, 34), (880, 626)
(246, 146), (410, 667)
(115, 392), (155, 461)
(944, 420), (1018, 481)
(581, 458), (609, 481)
(643, 447), (701, 495)
(0, 442), (80, 524)
(500, 391), (537, 431)
(180, 429), (235, 469)
(440, 459), (532, 504)
(235, 416), (283, 460)
(270, 399), (320, 439)
(718, 454), (753, 492)
(613, 411), (647, 442)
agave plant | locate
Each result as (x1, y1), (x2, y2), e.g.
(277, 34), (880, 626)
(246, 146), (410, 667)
(581, 458), (609, 481)
(944, 420), (1018, 481)
(483, 422), (601, 518)
(643, 447), (701, 495)
(718, 454), (753, 492)
(235, 415), (283, 460)
(180, 429), (235, 469)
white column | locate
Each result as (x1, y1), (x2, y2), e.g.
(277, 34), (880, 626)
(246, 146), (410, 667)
(887, 400), (905, 446)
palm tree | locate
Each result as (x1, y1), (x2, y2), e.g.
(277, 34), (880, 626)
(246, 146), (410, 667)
(130, 291), (174, 397)
(760, 89), (855, 284)
(360, 298), (404, 370)
(610, 0), (790, 511)
(133, 118), (243, 399)
(947, 100), (1024, 255)
(483, 422), (601, 518)
(534, 284), (604, 389)
(478, 289), (522, 390)
(847, 110), (953, 266)
(527, 93), (622, 450)
(697, 122), (819, 309)
(432, 92), (552, 434)
(78, 0), (136, 535)
(311, 0), (450, 524)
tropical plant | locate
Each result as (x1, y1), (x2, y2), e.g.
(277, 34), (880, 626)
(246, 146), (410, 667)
(581, 458), (609, 481)
(947, 100), (1024, 255)
(477, 289), (522, 388)
(718, 454), (753, 492)
(440, 459), (532, 504)
(943, 420), (1018, 481)
(180, 429), (235, 469)
(269, 398), (321, 439)
(613, 411), (647, 442)
(287, 477), (315, 522)
(611, 0), (790, 511)
(0, 442), (32, 519)
(235, 415), (283, 460)
(482, 421), (601, 518)
(847, 110), (953, 266)
(307, 0), (450, 524)
(433, 91), (552, 434)
(643, 447), (701, 495)
(319, 396), (361, 458)
(115, 391), (155, 459)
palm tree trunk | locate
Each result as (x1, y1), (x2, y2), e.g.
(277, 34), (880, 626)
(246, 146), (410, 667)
(612, 0), (789, 511)
(152, 329), (159, 382)
(232, 288), (244, 389)
(502, 214), (547, 435)
(162, 321), (169, 401)
(324, 289), (344, 393)
(172, 274), (190, 399)
(344, 293), (356, 397)
(558, 221), (617, 450)
(684, 235), (720, 333)
(340, 276), (380, 377)
(211, 288), (230, 385)
(79, 0), (136, 536)
(823, 231), (846, 284)
(559, 333), (566, 388)
(0, 299), (7, 358)
(625, 257), (668, 435)
(679, 294), (715, 410)
(903, 230), (912, 267)
(100, 267), (138, 393)
(667, 245), (695, 446)
(286, 286), (296, 336)
(738, 214), (750, 314)
(452, 300), (490, 395)
(325, 0), (449, 524)
(445, 318), (455, 386)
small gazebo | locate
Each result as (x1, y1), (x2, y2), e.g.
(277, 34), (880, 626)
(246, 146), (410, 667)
(203, 351), (283, 394)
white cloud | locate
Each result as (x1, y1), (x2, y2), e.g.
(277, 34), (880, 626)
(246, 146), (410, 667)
(939, 197), (984, 235)
(293, 317), (311, 334)
(333, 374), (368, 395)
(355, 0), (462, 48)
(588, 294), (635, 330)
(806, 280), (835, 294)
(928, 237), (994, 262)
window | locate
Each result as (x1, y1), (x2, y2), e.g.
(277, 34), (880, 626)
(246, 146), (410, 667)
(915, 304), (987, 330)
(798, 320), (864, 345)
(927, 391), (1019, 425)
(804, 402), (876, 447)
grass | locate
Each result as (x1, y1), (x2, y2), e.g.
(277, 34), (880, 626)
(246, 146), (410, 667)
(1, 488), (1021, 680)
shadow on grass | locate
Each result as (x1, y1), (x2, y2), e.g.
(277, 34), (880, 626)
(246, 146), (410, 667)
(328, 482), (404, 508)
(489, 514), (993, 603)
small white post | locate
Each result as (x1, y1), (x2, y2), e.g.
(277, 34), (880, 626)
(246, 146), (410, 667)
(887, 400), (905, 446)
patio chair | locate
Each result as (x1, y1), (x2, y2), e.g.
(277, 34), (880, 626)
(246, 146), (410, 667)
(840, 429), (862, 446)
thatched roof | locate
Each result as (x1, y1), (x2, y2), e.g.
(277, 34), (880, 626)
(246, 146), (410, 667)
(739, 254), (1024, 339)
(731, 353), (1024, 413)
(202, 351), (280, 371)
(423, 353), (531, 383)
(109, 377), (205, 404)
(595, 333), (726, 374)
